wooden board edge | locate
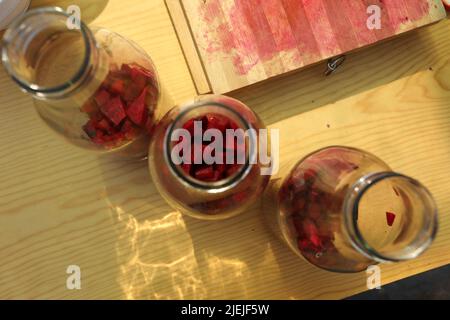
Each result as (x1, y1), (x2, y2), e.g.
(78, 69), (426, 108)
(165, 0), (212, 95)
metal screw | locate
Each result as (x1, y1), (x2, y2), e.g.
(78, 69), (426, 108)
(325, 55), (346, 76)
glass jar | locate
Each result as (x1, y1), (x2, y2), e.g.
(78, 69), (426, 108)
(272, 146), (438, 272)
(0, 0), (30, 31)
(148, 95), (271, 220)
(1, 7), (160, 158)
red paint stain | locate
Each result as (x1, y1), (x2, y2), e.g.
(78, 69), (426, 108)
(260, 0), (303, 68)
(384, 0), (430, 30)
(362, 0), (395, 40)
(280, 0), (321, 65)
(302, 0), (340, 57)
(341, 0), (378, 45)
(236, 0), (285, 76)
(198, 0), (431, 76)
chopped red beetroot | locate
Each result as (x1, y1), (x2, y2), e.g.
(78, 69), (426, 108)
(308, 203), (321, 220)
(110, 79), (125, 95)
(174, 114), (245, 182)
(195, 166), (215, 181)
(183, 119), (195, 135)
(97, 118), (112, 132)
(83, 119), (97, 138)
(126, 88), (147, 125)
(100, 96), (126, 126)
(80, 100), (98, 114)
(207, 114), (228, 132)
(80, 63), (158, 149)
(130, 64), (154, 82)
(386, 211), (396, 227)
(181, 163), (192, 175)
(95, 90), (110, 106)
(303, 168), (317, 183)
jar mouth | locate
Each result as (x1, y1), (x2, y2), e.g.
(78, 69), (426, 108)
(343, 172), (438, 262)
(163, 101), (255, 192)
(1, 7), (94, 97)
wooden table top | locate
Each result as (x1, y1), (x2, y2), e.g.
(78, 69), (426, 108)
(0, 0), (449, 299)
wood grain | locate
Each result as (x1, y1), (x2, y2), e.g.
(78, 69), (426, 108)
(0, 0), (449, 299)
(169, 0), (446, 94)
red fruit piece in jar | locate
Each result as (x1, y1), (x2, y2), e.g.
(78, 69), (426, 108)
(293, 197), (306, 212)
(182, 119), (195, 135)
(181, 163), (192, 175)
(83, 119), (98, 138)
(80, 99), (98, 114)
(97, 118), (112, 133)
(308, 203), (321, 220)
(127, 88), (148, 125)
(302, 219), (324, 249)
(129, 65), (153, 90)
(145, 116), (155, 135)
(386, 211), (396, 227)
(195, 166), (214, 180)
(129, 64), (154, 80)
(110, 79), (126, 95)
(95, 89), (110, 106)
(207, 114), (229, 133)
(100, 96), (126, 126)
(226, 164), (241, 177)
(303, 169), (317, 183)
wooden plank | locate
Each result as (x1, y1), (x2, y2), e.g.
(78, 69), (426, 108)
(169, 0), (447, 93)
(165, 0), (211, 94)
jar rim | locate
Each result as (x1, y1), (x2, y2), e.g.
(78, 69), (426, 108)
(163, 99), (256, 192)
(1, 6), (94, 96)
(343, 171), (439, 263)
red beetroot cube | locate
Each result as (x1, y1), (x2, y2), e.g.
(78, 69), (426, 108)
(386, 211), (396, 227)
(129, 64), (154, 81)
(100, 96), (126, 126)
(97, 118), (112, 133)
(195, 166), (214, 180)
(83, 119), (97, 138)
(121, 119), (138, 140)
(95, 89), (110, 106)
(181, 163), (192, 175)
(131, 72), (147, 92)
(308, 203), (321, 220)
(121, 63), (132, 74)
(110, 79), (126, 95)
(182, 119), (195, 135)
(175, 114), (245, 182)
(127, 88), (147, 125)
(80, 99), (98, 114)
(303, 169), (317, 183)
(145, 116), (155, 135)
(207, 114), (229, 133)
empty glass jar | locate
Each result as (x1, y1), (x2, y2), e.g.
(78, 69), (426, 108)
(148, 95), (271, 220)
(271, 146), (438, 272)
(1, 7), (160, 158)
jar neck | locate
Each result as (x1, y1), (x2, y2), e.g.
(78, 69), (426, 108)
(164, 100), (256, 192)
(1, 7), (98, 99)
(343, 171), (438, 263)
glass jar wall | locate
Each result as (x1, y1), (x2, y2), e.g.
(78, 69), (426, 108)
(1, 7), (160, 158)
(273, 146), (438, 272)
(148, 95), (271, 220)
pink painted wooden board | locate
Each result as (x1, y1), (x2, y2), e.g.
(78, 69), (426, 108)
(167, 0), (447, 94)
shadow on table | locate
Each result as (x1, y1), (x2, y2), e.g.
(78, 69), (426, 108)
(30, 0), (109, 23)
(230, 22), (445, 126)
(348, 264), (450, 300)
